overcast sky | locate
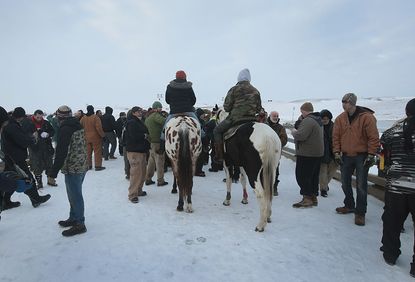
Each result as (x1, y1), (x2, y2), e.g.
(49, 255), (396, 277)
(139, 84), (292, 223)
(1, 0), (414, 113)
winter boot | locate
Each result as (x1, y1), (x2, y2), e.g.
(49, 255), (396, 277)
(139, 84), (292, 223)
(312, 195), (318, 206)
(35, 174), (43, 189)
(292, 196), (313, 208)
(30, 194), (51, 208)
(47, 177), (58, 187)
(321, 190), (328, 197)
(58, 219), (77, 228)
(355, 214), (365, 226)
(214, 142), (224, 163)
(62, 223), (87, 237)
(1, 199), (21, 211)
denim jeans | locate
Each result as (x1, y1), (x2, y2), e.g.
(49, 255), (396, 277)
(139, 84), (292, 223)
(64, 173), (86, 224)
(340, 154), (369, 215)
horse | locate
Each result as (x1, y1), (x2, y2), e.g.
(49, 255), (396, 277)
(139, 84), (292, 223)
(165, 115), (202, 212)
(217, 109), (282, 232)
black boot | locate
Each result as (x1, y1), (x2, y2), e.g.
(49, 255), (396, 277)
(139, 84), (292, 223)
(26, 187), (51, 208)
(35, 174), (43, 189)
(62, 223), (87, 237)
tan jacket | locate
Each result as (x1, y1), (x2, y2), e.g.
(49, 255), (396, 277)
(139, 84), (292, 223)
(332, 107), (379, 156)
(80, 115), (105, 143)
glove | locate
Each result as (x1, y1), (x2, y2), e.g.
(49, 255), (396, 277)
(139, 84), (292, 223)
(364, 154), (376, 168)
(40, 132), (49, 138)
(334, 152), (343, 166)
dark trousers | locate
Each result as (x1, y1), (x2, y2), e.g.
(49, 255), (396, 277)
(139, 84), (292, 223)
(381, 191), (415, 262)
(295, 156), (321, 196)
(103, 132), (117, 158)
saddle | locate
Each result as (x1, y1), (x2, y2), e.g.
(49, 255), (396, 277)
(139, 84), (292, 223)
(223, 124), (245, 141)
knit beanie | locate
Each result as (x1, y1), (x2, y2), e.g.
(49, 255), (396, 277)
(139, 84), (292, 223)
(12, 107), (26, 119)
(300, 102), (314, 112)
(237, 68), (251, 82)
(176, 70), (187, 80)
(56, 105), (72, 120)
(152, 101), (162, 109)
(0, 106), (9, 127)
(87, 105), (94, 115)
(320, 109), (333, 120)
(405, 98), (415, 117)
(342, 93), (357, 106)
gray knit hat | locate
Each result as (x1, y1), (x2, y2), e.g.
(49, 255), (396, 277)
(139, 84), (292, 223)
(342, 93), (357, 106)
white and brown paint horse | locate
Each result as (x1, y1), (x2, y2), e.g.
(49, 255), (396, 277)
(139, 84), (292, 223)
(218, 109), (282, 232)
(165, 115), (202, 212)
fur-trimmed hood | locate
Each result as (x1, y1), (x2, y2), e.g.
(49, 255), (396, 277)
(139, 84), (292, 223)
(169, 80), (193, 89)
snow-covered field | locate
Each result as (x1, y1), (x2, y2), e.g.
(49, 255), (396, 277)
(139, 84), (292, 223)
(1, 155), (413, 282)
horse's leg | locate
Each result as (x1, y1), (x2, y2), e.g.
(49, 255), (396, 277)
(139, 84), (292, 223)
(177, 187), (184, 212)
(185, 194), (193, 213)
(239, 168), (248, 204)
(253, 183), (268, 232)
(222, 165), (233, 206)
(171, 176), (177, 194)
(266, 199), (272, 223)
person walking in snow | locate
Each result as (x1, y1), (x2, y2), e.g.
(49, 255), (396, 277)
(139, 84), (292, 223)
(213, 68), (262, 162)
(379, 98), (415, 277)
(333, 93), (379, 226)
(48, 106), (88, 237)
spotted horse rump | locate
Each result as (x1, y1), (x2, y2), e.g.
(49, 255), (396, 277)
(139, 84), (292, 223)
(165, 115), (202, 212)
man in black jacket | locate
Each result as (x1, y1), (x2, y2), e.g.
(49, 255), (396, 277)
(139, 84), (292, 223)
(125, 107), (150, 203)
(1, 107), (51, 210)
(115, 112), (127, 156)
(101, 106), (118, 160)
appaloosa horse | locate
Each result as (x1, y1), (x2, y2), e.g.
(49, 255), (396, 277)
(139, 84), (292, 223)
(218, 109), (282, 232)
(165, 115), (202, 212)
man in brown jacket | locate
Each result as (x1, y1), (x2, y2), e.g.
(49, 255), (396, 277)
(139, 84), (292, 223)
(80, 105), (106, 171)
(333, 93), (379, 226)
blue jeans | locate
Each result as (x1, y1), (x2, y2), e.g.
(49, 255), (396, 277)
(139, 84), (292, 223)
(340, 154), (369, 215)
(64, 173), (86, 224)
(160, 112), (200, 141)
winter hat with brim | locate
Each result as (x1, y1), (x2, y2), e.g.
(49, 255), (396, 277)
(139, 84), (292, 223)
(0, 106), (9, 127)
(237, 68), (251, 82)
(56, 105), (72, 120)
(152, 101), (162, 109)
(342, 93), (357, 106)
(176, 70), (186, 80)
(12, 107), (26, 119)
(300, 102), (314, 112)
(406, 98), (415, 116)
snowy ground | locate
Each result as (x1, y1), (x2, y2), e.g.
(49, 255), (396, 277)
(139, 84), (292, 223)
(0, 155), (414, 282)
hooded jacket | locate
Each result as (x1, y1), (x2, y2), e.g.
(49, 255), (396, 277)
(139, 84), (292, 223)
(292, 113), (324, 157)
(101, 107), (118, 132)
(165, 79), (196, 114)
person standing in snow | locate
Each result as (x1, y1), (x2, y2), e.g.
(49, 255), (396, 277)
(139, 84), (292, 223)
(102, 106), (119, 160)
(318, 109), (337, 197)
(291, 102), (324, 208)
(333, 93), (379, 226)
(379, 98), (415, 277)
(48, 106), (88, 237)
(213, 68), (262, 162)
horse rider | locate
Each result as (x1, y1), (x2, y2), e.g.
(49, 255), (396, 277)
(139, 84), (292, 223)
(160, 70), (198, 152)
(213, 68), (262, 162)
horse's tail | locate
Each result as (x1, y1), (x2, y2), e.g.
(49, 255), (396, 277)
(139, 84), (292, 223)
(178, 127), (193, 197)
(260, 133), (279, 201)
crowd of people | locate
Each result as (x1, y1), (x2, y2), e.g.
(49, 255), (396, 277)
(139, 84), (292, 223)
(0, 69), (414, 277)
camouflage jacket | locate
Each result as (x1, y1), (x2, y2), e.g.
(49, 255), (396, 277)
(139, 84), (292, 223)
(223, 81), (262, 124)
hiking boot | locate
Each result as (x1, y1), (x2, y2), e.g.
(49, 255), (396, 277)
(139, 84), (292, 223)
(62, 223), (87, 237)
(138, 191), (147, 197)
(31, 194), (51, 208)
(195, 171), (206, 177)
(336, 206), (355, 214)
(95, 166), (106, 171)
(145, 180), (155, 186)
(104, 157), (109, 161)
(292, 196), (313, 208)
(35, 174), (43, 189)
(58, 219), (77, 228)
(109, 155), (117, 160)
(382, 253), (397, 266)
(130, 197), (139, 203)
(321, 190), (328, 197)
(355, 214), (365, 226)
(157, 181), (168, 187)
(47, 177), (58, 187)
(1, 200), (21, 211)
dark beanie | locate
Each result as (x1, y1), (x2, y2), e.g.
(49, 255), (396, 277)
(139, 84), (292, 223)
(320, 109), (333, 120)
(406, 98), (415, 117)
(87, 105), (94, 115)
(12, 107), (26, 119)
(0, 106), (9, 127)
(176, 70), (186, 80)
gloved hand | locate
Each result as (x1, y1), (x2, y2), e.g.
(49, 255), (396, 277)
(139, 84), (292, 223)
(364, 154), (376, 168)
(334, 152), (343, 166)
(40, 132), (49, 138)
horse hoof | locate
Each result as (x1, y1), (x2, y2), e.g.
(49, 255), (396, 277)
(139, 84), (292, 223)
(255, 227), (264, 232)
(267, 218), (272, 223)
(223, 201), (230, 206)
(177, 206), (184, 212)
(186, 209), (193, 213)
(171, 189), (177, 194)
(241, 199), (248, 205)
